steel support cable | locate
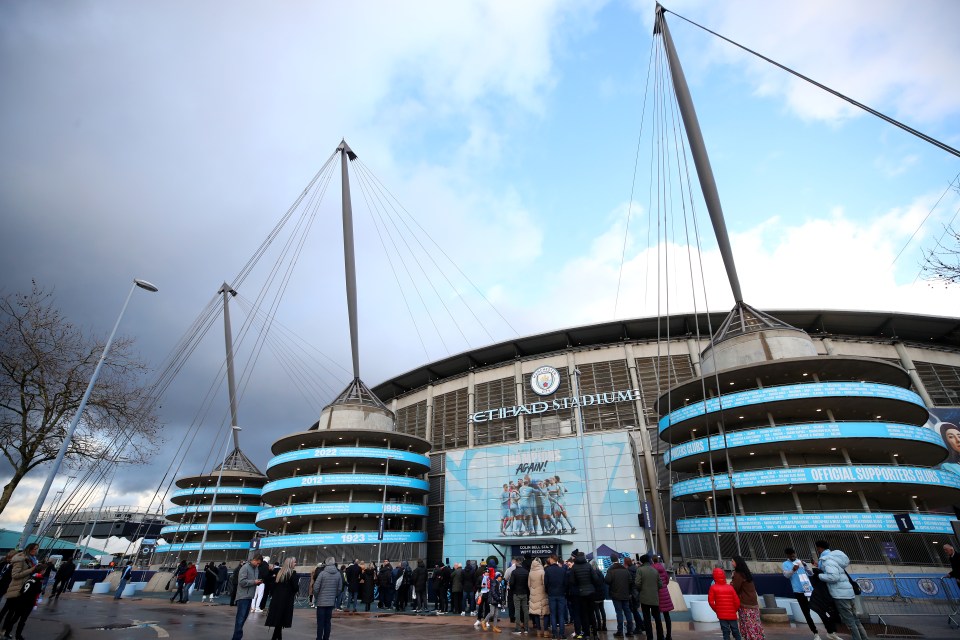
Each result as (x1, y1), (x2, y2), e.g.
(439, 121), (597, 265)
(615, 36), (658, 319)
(351, 166), (432, 360)
(234, 295), (341, 412)
(354, 164), (475, 348)
(661, 7), (960, 160)
(234, 172), (331, 413)
(662, 48), (742, 560)
(228, 161), (335, 416)
(893, 172), (960, 267)
(354, 160), (520, 338)
(233, 292), (351, 380)
(355, 163), (496, 346)
(351, 165), (457, 353)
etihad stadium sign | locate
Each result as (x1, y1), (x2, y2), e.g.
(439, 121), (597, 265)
(469, 387), (641, 423)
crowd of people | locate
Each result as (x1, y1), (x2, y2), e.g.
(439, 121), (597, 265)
(1, 537), (956, 640)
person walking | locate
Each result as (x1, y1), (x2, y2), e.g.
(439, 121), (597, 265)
(635, 554), (664, 640)
(265, 557), (298, 640)
(605, 555), (634, 639)
(217, 562), (229, 597)
(814, 541), (867, 640)
(944, 544), (960, 588)
(510, 555), (531, 634)
(114, 561), (134, 600)
(782, 547), (822, 640)
(314, 557), (343, 640)
(708, 567), (742, 640)
(169, 560), (188, 603)
(52, 555), (75, 599)
(543, 555), (567, 640)
(0, 545), (44, 636)
(202, 562), (218, 602)
(231, 555), (262, 640)
(731, 556), (764, 640)
(179, 562), (197, 603)
(483, 571), (505, 632)
(809, 562), (841, 640)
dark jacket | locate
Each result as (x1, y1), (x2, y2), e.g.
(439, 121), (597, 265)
(378, 564), (394, 589)
(731, 571), (759, 609)
(809, 568), (837, 612)
(948, 550), (960, 580)
(544, 563), (567, 597)
(345, 562), (362, 592)
(462, 564), (476, 592)
(314, 560), (343, 607)
(634, 563), (659, 606)
(451, 567), (464, 592)
(413, 562), (428, 590)
(570, 555), (595, 597)
(265, 571), (298, 628)
(361, 567), (376, 603)
(509, 564), (530, 596)
(605, 563), (632, 600)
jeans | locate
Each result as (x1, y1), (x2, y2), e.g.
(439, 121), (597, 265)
(719, 619), (742, 640)
(549, 596), (567, 638)
(114, 578), (129, 599)
(316, 605), (334, 640)
(232, 598), (252, 640)
(629, 597), (644, 634)
(347, 590), (359, 611)
(834, 598), (866, 640)
(464, 589), (476, 613)
(612, 599), (633, 634)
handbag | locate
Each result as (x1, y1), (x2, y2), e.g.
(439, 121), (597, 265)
(844, 570), (861, 595)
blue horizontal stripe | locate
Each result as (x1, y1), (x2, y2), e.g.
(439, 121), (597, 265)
(673, 465), (960, 498)
(659, 382), (924, 432)
(267, 447), (429, 471)
(257, 502), (428, 522)
(160, 523), (262, 534)
(166, 504), (263, 516)
(257, 530), (426, 548)
(676, 512), (956, 534)
(171, 486), (262, 499)
(664, 422), (944, 464)
(155, 541), (252, 552)
(262, 474), (428, 494)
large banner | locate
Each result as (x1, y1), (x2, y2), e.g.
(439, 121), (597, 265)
(443, 431), (646, 563)
(928, 407), (960, 478)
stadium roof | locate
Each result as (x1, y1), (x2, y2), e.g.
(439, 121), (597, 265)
(372, 309), (960, 403)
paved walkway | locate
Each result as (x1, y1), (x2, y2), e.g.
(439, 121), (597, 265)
(25, 591), (960, 639)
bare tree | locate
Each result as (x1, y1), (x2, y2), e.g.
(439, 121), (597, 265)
(921, 225), (960, 286)
(0, 282), (161, 516)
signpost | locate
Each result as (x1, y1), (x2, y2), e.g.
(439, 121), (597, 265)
(893, 513), (915, 533)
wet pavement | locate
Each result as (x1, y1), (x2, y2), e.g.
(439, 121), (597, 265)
(25, 591), (960, 639)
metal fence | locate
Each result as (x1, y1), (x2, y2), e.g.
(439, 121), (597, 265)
(854, 576), (960, 634)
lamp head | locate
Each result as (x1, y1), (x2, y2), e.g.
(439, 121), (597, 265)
(134, 279), (159, 292)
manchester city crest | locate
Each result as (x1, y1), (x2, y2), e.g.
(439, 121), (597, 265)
(531, 366), (561, 396)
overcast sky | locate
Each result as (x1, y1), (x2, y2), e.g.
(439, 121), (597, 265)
(2, 0), (959, 532)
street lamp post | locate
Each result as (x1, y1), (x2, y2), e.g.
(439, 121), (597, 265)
(18, 278), (158, 550)
(376, 455), (395, 565)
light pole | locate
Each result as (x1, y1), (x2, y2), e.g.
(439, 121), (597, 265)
(572, 368), (599, 561)
(19, 278), (158, 550)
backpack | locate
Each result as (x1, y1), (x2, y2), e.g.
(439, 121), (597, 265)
(488, 581), (502, 605)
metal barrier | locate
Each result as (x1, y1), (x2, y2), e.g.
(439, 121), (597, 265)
(853, 576), (959, 635)
(296, 575), (312, 607)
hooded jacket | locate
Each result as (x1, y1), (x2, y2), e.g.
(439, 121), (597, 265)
(707, 568), (741, 621)
(817, 548), (855, 599)
(570, 554), (595, 597)
(314, 558), (344, 607)
(528, 558), (549, 616)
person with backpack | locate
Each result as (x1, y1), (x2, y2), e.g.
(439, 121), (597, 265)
(814, 541), (867, 640)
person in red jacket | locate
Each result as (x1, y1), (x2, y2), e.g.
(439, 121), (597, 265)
(178, 562), (198, 603)
(708, 567), (742, 640)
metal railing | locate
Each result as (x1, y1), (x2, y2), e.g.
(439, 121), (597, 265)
(854, 576), (960, 634)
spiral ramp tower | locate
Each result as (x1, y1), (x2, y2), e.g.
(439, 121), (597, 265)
(257, 378), (431, 564)
(659, 302), (960, 565)
(157, 448), (266, 563)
